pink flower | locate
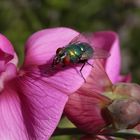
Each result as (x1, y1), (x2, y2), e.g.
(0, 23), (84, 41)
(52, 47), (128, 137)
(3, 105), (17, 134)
(0, 27), (93, 140)
(64, 31), (132, 135)
(91, 31), (131, 84)
(64, 63), (140, 139)
(64, 60), (112, 134)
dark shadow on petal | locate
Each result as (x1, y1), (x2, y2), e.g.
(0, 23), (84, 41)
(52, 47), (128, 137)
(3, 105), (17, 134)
(22, 57), (84, 79)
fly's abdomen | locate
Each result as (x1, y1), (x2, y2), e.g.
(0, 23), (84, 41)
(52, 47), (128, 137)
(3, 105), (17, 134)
(65, 43), (94, 63)
(78, 43), (94, 59)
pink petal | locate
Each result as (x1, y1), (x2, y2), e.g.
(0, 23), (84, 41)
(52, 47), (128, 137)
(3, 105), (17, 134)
(9, 53), (18, 66)
(15, 71), (68, 140)
(0, 34), (18, 66)
(24, 27), (79, 66)
(24, 27), (93, 94)
(65, 60), (112, 134)
(92, 31), (121, 83)
(0, 63), (17, 92)
(118, 74), (131, 82)
(65, 91), (111, 134)
(0, 84), (28, 140)
(0, 61), (5, 73)
(77, 60), (112, 94)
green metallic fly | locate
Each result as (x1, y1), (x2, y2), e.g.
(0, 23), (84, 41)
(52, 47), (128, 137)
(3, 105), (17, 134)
(52, 34), (110, 81)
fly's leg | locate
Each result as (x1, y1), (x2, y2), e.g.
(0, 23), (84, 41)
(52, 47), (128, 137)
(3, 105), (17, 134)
(86, 61), (94, 68)
(79, 61), (94, 82)
(80, 62), (86, 82)
(74, 55), (87, 82)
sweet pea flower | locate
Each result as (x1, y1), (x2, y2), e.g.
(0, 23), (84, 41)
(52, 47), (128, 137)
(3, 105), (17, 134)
(64, 31), (123, 134)
(0, 27), (95, 140)
(89, 31), (131, 83)
(64, 31), (139, 138)
(64, 60), (112, 134)
(65, 60), (140, 139)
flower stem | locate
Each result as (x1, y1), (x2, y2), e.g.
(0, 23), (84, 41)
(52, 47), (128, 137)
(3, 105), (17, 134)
(53, 128), (83, 136)
(53, 127), (140, 139)
(102, 131), (140, 139)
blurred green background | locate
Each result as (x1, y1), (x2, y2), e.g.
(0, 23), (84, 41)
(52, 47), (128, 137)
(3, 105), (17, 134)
(0, 0), (140, 139)
(1, 0), (140, 82)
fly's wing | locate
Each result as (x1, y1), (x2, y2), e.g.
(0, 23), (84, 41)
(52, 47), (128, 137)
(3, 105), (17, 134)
(92, 47), (110, 59)
(69, 32), (95, 44)
(81, 32), (110, 59)
(69, 33), (89, 45)
(69, 33), (110, 59)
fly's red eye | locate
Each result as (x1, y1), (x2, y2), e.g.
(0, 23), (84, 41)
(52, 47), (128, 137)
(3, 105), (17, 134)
(56, 48), (63, 54)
